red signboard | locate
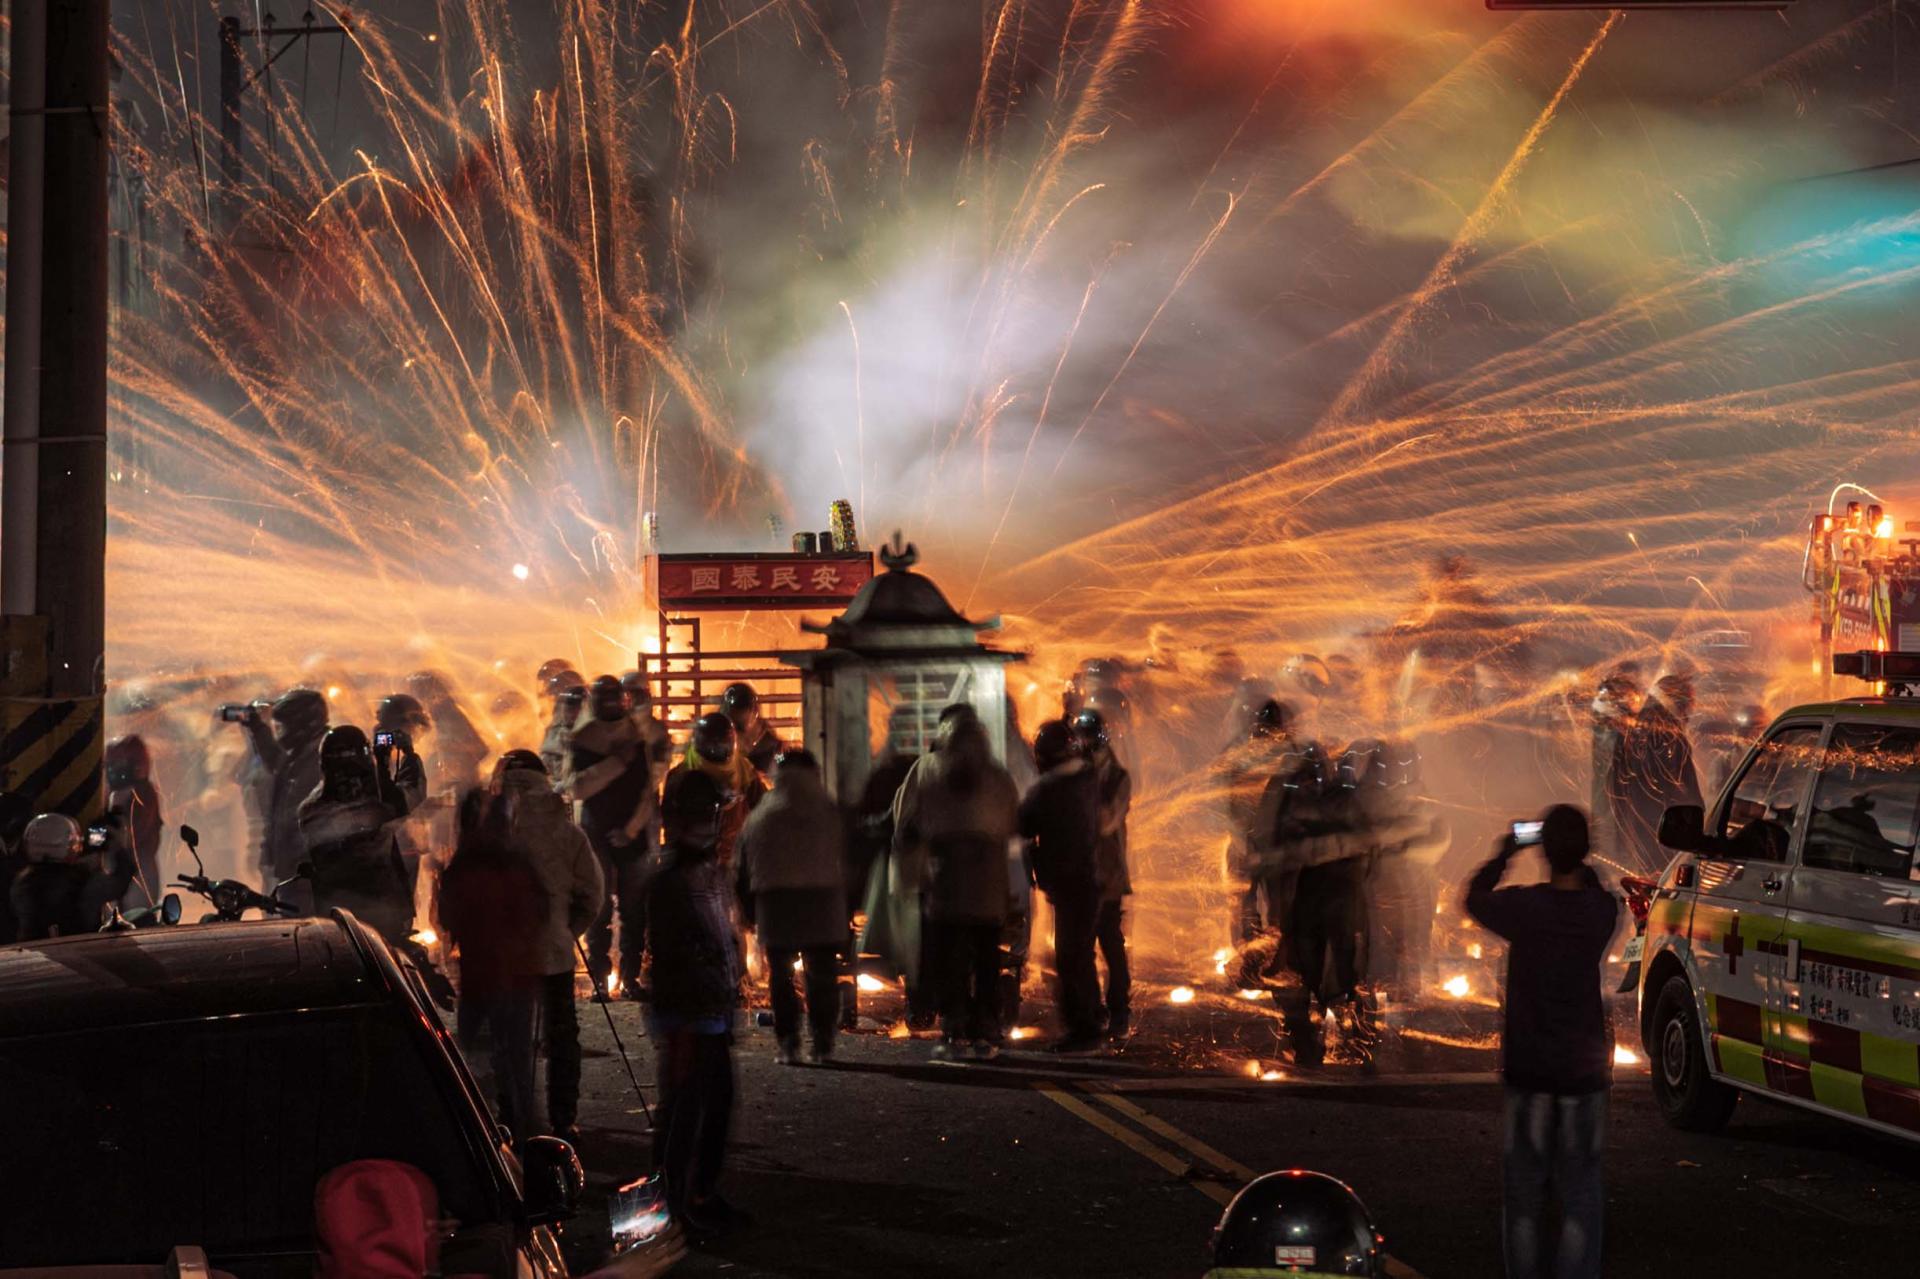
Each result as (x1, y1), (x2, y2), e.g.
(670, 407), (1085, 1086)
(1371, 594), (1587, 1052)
(651, 552), (873, 611)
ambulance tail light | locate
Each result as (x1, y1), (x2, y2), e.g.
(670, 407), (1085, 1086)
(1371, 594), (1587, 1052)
(1620, 875), (1658, 927)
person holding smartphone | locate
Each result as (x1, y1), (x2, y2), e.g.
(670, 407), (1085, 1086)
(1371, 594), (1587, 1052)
(1465, 805), (1619, 1279)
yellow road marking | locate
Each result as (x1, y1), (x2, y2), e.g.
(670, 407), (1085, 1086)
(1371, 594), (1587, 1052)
(1032, 1082), (1235, 1205)
(1088, 1088), (1257, 1181)
(1034, 1080), (1432, 1279)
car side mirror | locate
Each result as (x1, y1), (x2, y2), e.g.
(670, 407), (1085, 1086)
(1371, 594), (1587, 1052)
(1658, 805), (1705, 852)
(520, 1135), (583, 1226)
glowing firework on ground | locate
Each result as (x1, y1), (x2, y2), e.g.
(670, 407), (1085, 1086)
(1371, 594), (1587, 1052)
(1614, 1044), (1642, 1068)
(856, 973), (888, 995)
(1442, 975), (1472, 1000)
(1168, 986), (1196, 1005)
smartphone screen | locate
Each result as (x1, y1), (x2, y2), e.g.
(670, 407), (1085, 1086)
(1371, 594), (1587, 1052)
(86, 825), (110, 850)
(374, 730), (396, 749)
(1511, 820), (1544, 846)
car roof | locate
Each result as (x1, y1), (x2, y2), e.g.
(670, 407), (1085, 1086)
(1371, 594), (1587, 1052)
(1771, 698), (1920, 724)
(0, 918), (385, 1039)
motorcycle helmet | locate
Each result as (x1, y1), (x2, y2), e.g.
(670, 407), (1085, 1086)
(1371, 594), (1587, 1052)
(692, 712), (738, 765)
(1378, 740), (1421, 789)
(1283, 654), (1333, 700)
(620, 671), (653, 711)
(546, 668), (587, 700)
(537, 658), (576, 689)
(22, 813), (83, 865)
(1282, 742), (1332, 798)
(719, 682), (760, 730)
(105, 735), (153, 789)
(376, 693), (431, 734)
(319, 726), (378, 801)
(1070, 708), (1110, 753)
(271, 688), (329, 739)
(1207, 1170), (1384, 1277)
(498, 748), (547, 776)
(1032, 720), (1078, 772)
(589, 674), (630, 723)
(1250, 699), (1294, 740)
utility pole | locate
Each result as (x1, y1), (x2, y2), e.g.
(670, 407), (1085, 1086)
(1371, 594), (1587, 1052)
(216, 10), (351, 234)
(2, 0), (111, 819)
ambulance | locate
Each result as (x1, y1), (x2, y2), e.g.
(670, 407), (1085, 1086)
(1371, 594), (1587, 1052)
(1634, 649), (1920, 1140)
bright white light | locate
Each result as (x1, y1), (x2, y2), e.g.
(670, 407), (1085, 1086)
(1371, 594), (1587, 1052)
(1168, 986), (1196, 1005)
(1614, 1044), (1641, 1067)
(856, 973), (887, 994)
(1238, 988), (1264, 1001)
(410, 928), (437, 947)
(511, 563), (531, 581)
(1442, 975), (1471, 999)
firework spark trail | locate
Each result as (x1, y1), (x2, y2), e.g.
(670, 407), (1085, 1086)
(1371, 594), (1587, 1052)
(1322, 13), (1623, 429)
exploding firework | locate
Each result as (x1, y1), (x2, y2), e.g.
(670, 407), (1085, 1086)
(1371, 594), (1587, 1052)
(83, 3), (1920, 952)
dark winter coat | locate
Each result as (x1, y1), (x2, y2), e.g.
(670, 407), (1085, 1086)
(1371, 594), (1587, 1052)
(645, 840), (743, 1022)
(1091, 753), (1133, 902)
(1018, 759), (1100, 898)
(439, 847), (548, 999)
(243, 719), (326, 882)
(569, 713), (669, 851)
(10, 863), (93, 940)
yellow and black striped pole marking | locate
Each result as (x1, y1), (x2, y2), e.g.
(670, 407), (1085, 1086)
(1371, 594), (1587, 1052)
(1, 694), (104, 821)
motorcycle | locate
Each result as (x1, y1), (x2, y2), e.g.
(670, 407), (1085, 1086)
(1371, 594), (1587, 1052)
(172, 823), (306, 923)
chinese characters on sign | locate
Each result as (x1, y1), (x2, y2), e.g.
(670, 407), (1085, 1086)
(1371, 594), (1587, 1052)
(652, 553), (874, 610)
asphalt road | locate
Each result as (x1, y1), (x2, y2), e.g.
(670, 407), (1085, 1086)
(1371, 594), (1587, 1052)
(558, 986), (1920, 1278)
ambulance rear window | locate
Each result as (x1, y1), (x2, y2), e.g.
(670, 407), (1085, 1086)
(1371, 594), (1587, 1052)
(1802, 725), (1920, 879)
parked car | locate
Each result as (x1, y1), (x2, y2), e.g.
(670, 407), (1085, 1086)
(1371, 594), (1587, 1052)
(0, 913), (581, 1276)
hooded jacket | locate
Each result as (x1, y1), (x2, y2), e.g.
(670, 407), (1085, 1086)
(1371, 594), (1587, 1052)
(299, 784), (413, 945)
(737, 765), (848, 950)
(313, 1159), (443, 1279)
(892, 746), (1020, 924)
(664, 755), (765, 868)
(498, 766), (605, 976)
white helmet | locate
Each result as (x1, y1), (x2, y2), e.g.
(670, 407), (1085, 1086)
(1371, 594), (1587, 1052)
(21, 813), (81, 864)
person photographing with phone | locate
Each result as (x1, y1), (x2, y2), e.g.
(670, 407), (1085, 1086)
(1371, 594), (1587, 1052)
(1465, 805), (1619, 1279)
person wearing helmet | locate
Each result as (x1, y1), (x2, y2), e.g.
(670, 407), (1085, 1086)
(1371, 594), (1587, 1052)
(1606, 671), (1703, 876)
(236, 687), (331, 909)
(11, 814), (96, 940)
(492, 749), (603, 1137)
(892, 706), (1021, 1061)
(298, 726), (416, 943)
(406, 671), (491, 798)
(667, 712), (766, 870)
(1217, 700), (1295, 951)
(541, 672), (589, 786)
(535, 659), (578, 705)
(1071, 709), (1134, 1041)
(571, 675), (672, 998)
(1206, 1170), (1386, 1278)
(1259, 741), (1364, 1066)
(719, 683), (784, 777)
(646, 767), (747, 1235)
(375, 693), (434, 810)
(1354, 740), (1448, 1001)
(1018, 720), (1103, 1052)
(736, 750), (847, 1064)
(105, 734), (166, 908)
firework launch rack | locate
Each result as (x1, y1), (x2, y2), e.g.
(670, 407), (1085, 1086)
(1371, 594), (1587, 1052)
(1804, 500), (1920, 695)
(641, 549), (876, 736)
